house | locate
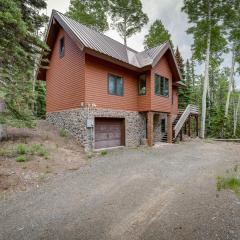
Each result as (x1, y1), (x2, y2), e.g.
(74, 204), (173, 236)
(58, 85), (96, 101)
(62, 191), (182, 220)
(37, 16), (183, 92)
(38, 10), (198, 151)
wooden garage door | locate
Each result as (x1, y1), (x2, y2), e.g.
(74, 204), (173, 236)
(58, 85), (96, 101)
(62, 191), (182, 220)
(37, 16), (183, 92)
(95, 118), (125, 149)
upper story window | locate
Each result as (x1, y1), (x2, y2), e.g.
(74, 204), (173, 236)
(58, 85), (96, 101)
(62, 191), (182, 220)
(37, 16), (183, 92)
(138, 74), (146, 95)
(60, 37), (65, 58)
(155, 74), (169, 97)
(108, 74), (123, 96)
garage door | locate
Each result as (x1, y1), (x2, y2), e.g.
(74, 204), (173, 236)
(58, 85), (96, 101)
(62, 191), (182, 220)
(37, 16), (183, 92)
(95, 118), (125, 149)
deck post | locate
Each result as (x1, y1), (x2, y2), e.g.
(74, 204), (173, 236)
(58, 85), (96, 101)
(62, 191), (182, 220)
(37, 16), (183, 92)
(167, 113), (173, 143)
(188, 116), (191, 137)
(195, 115), (199, 136)
(147, 111), (154, 146)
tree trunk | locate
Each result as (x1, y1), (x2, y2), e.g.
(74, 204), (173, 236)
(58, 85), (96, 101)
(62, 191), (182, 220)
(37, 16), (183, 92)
(201, 22), (211, 139)
(233, 95), (240, 136)
(225, 48), (235, 117)
(0, 124), (7, 141)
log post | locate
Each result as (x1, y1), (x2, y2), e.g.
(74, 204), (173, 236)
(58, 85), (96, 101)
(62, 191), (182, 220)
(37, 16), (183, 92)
(147, 112), (154, 146)
(188, 116), (191, 137)
(195, 115), (199, 137)
(167, 113), (173, 143)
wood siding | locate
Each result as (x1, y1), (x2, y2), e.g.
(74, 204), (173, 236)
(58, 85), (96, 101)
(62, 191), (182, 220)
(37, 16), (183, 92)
(46, 29), (179, 114)
(85, 54), (139, 111)
(46, 28), (85, 112)
(150, 55), (178, 113)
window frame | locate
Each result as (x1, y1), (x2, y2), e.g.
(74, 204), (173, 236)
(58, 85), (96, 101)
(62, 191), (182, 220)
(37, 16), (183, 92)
(59, 37), (65, 58)
(154, 73), (169, 97)
(107, 73), (124, 96)
(138, 74), (147, 96)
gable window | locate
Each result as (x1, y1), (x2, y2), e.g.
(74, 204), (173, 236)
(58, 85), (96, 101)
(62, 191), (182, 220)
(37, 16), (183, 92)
(138, 74), (146, 95)
(108, 74), (123, 96)
(161, 119), (166, 133)
(155, 74), (169, 97)
(60, 37), (65, 58)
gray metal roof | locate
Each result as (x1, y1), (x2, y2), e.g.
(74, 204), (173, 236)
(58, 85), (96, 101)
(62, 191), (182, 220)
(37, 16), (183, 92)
(52, 10), (168, 68)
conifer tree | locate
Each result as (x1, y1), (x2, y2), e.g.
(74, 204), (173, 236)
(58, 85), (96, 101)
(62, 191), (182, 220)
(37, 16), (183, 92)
(144, 20), (173, 49)
(67, 0), (109, 32)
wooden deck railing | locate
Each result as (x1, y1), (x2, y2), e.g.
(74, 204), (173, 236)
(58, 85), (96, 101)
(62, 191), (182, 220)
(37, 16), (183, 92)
(174, 104), (199, 139)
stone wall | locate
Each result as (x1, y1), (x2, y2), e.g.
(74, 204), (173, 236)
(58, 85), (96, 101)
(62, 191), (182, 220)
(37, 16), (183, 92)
(47, 107), (146, 151)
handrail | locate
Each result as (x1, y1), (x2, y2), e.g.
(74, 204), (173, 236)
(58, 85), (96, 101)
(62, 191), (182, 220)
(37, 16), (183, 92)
(174, 104), (199, 138)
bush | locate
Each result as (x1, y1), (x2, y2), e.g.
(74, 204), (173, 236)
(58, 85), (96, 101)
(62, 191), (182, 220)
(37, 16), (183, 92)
(16, 155), (29, 162)
(59, 128), (68, 137)
(101, 150), (108, 156)
(16, 144), (28, 154)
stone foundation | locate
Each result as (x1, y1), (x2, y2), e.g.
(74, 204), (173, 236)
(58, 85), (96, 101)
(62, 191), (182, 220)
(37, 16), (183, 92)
(47, 107), (146, 151)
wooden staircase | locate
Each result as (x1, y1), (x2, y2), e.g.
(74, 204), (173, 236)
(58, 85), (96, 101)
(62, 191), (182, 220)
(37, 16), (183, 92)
(161, 104), (199, 143)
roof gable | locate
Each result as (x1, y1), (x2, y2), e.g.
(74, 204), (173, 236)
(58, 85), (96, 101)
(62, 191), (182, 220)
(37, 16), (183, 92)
(38, 10), (182, 81)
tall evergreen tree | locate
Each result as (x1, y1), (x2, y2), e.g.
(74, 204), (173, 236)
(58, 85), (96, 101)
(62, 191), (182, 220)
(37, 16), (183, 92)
(109, 0), (148, 45)
(175, 47), (185, 77)
(144, 19), (172, 49)
(0, 0), (48, 127)
(182, 0), (227, 138)
(67, 0), (109, 32)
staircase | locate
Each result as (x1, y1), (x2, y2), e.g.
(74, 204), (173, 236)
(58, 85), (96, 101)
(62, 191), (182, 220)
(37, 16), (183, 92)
(161, 104), (199, 143)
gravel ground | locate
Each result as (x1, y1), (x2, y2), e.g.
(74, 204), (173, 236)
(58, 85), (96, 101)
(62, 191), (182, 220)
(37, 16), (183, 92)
(1, 140), (240, 240)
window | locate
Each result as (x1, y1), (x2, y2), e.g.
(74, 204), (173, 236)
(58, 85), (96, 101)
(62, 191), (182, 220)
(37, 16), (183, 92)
(138, 74), (146, 95)
(155, 74), (169, 97)
(60, 37), (65, 58)
(161, 119), (166, 133)
(108, 74), (123, 96)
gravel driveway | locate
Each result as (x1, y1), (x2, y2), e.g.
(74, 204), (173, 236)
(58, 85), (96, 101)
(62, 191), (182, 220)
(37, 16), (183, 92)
(1, 140), (240, 240)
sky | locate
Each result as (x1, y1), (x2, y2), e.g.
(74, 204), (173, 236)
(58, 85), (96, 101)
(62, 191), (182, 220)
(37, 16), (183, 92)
(46, 0), (193, 60)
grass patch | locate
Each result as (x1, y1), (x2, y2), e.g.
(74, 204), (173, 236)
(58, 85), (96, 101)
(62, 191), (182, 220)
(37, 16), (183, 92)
(16, 155), (30, 162)
(2, 143), (49, 161)
(59, 128), (68, 137)
(16, 143), (28, 154)
(100, 150), (108, 156)
(29, 144), (49, 159)
(217, 165), (240, 197)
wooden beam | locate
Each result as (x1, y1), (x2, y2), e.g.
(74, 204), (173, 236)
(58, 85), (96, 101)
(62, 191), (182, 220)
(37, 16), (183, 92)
(188, 116), (191, 137)
(147, 112), (154, 146)
(167, 114), (173, 143)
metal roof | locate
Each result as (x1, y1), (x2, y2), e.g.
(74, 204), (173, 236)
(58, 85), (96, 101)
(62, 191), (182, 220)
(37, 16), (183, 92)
(52, 10), (168, 68)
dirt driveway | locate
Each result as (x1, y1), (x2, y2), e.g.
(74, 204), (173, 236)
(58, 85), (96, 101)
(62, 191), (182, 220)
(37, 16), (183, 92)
(1, 140), (240, 240)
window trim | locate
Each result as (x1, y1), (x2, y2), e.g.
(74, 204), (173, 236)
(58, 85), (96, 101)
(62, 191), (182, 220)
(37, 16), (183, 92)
(107, 73), (124, 96)
(154, 73), (169, 97)
(138, 74), (147, 96)
(59, 37), (65, 58)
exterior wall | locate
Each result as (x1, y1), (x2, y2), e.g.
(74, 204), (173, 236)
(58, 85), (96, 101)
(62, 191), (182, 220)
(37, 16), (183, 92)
(85, 54), (141, 111)
(46, 28), (85, 112)
(47, 107), (146, 151)
(150, 55), (178, 114)
(137, 71), (152, 111)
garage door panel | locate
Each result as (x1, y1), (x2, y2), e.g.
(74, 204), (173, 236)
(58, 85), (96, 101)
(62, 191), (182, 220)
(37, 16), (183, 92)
(95, 118), (124, 149)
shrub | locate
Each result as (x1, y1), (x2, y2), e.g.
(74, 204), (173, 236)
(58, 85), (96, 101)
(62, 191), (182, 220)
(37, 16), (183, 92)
(101, 150), (108, 156)
(16, 144), (28, 154)
(59, 128), (68, 137)
(16, 155), (29, 162)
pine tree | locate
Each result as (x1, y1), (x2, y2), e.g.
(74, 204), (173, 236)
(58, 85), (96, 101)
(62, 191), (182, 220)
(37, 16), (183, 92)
(0, 0), (48, 127)
(67, 0), (109, 32)
(175, 47), (184, 77)
(182, 0), (227, 138)
(144, 19), (173, 49)
(109, 0), (148, 45)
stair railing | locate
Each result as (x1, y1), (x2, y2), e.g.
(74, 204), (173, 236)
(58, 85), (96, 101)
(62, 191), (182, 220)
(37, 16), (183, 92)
(174, 104), (199, 139)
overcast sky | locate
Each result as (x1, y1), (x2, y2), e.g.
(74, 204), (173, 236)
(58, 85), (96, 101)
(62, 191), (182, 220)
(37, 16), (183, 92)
(46, 0), (193, 60)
